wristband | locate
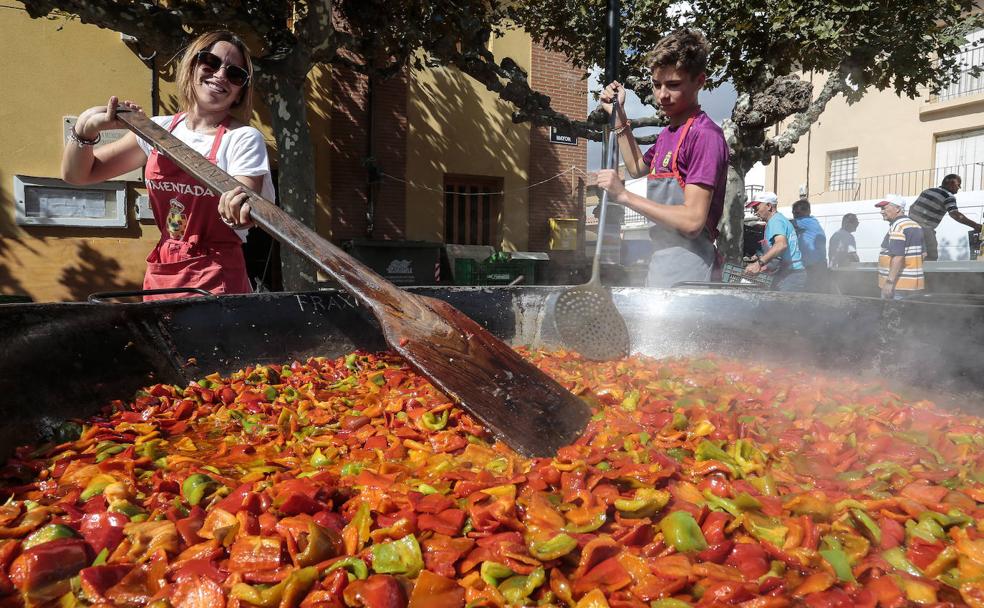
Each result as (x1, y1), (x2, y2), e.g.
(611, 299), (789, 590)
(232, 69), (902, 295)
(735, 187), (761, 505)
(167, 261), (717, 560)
(613, 123), (630, 135)
(69, 127), (101, 148)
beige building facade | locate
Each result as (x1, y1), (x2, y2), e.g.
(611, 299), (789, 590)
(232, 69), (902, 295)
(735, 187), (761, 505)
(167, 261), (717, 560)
(769, 37), (984, 207)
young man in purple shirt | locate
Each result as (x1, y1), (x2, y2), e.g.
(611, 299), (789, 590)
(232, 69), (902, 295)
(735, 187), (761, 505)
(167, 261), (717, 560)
(596, 28), (729, 287)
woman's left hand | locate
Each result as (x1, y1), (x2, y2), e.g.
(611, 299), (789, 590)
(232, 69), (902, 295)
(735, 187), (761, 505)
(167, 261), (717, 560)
(218, 186), (254, 230)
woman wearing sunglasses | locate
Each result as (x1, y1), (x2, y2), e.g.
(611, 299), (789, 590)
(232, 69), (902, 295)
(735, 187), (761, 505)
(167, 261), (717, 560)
(62, 30), (273, 300)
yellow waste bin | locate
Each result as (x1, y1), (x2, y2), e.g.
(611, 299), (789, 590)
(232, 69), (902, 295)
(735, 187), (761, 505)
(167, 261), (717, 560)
(549, 218), (579, 251)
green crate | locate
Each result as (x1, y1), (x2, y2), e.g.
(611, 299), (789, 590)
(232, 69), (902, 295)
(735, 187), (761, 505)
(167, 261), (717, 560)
(454, 258), (537, 285)
(0, 294), (32, 305)
(721, 262), (773, 288)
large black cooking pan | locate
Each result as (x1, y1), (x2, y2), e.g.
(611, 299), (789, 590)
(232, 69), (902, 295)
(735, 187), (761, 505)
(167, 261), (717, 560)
(1, 287), (981, 461)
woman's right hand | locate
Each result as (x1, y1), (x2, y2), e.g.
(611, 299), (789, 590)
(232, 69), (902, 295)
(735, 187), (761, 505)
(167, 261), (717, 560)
(75, 96), (143, 139)
(599, 81), (627, 117)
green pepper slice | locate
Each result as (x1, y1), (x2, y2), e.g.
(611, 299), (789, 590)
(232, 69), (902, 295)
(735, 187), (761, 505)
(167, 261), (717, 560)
(850, 508), (882, 545)
(498, 566), (545, 606)
(23, 524), (77, 549)
(660, 511), (708, 553)
(324, 556), (369, 580)
(370, 534), (424, 577)
(231, 566), (319, 608)
(181, 473), (217, 506)
(480, 561), (514, 586)
(529, 533), (578, 560)
(296, 522), (342, 567)
(820, 547), (857, 583)
(420, 410), (449, 431)
(882, 547), (922, 577)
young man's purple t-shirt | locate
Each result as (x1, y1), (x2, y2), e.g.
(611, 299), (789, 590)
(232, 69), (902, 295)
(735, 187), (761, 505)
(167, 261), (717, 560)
(641, 110), (729, 238)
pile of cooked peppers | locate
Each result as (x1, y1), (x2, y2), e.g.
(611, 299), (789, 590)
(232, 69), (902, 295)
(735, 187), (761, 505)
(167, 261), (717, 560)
(0, 350), (983, 608)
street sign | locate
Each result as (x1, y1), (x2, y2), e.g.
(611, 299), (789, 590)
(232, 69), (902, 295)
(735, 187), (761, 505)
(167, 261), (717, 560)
(549, 126), (578, 146)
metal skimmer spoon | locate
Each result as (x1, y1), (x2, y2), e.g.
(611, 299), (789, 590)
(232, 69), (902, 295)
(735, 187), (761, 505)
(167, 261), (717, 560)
(553, 104), (630, 361)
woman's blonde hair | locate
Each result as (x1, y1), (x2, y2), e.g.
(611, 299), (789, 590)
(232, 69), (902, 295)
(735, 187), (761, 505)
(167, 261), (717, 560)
(175, 30), (254, 120)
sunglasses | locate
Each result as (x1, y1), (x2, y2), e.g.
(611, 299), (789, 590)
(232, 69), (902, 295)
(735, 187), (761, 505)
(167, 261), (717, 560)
(195, 50), (250, 88)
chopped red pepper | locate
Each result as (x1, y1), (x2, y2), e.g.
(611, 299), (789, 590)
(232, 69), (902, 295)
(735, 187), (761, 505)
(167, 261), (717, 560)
(1, 351), (982, 608)
(79, 564), (132, 601)
(10, 538), (90, 600)
(80, 510), (128, 554)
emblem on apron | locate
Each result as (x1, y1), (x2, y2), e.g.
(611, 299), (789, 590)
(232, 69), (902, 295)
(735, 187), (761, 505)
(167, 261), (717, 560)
(165, 198), (188, 240)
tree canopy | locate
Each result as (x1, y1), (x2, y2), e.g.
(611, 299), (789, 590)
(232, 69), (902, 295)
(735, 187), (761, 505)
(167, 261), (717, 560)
(512, 0), (983, 255)
(18, 0), (984, 264)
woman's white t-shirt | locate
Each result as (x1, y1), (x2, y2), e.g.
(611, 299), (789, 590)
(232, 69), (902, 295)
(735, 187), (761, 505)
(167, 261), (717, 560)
(136, 115), (275, 241)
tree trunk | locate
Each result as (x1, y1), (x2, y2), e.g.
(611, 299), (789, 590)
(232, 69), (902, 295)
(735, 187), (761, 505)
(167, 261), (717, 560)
(717, 163), (748, 263)
(257, 54), (319, 292)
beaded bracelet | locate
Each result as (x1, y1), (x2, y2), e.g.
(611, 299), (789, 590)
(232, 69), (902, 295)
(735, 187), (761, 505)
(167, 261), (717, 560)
(613, 123), (630, 135)
(69, 127), (101, 148)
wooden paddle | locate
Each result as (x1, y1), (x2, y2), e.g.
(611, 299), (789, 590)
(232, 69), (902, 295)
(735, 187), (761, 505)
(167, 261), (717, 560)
(116, 110), (590, 457)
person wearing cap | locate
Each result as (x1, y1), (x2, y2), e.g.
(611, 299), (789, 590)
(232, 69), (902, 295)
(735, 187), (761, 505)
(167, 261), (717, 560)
(908, 174), (980, 261)
(876, 194), (924, 299)
(744, 192), (807, 292)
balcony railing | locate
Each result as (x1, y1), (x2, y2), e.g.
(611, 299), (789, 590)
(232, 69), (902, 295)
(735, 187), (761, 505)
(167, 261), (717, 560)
(930, 45), (984, 103)
(623, 208), (648, 227)
(605, 187), (765, 228)
(812, 162), (984, 203)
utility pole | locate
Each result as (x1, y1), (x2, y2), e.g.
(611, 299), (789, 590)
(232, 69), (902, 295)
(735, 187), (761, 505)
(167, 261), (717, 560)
(601, 0), (620, 169)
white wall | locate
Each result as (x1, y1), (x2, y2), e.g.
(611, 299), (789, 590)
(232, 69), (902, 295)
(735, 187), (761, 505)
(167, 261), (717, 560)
(780, 191), (984, 262)
(745, 162), (766, 191)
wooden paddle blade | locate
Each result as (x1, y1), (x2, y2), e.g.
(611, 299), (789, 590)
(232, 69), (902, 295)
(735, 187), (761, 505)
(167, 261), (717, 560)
(384, 294), (592, 457)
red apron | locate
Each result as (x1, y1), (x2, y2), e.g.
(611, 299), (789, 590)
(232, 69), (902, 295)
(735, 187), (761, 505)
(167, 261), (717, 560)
(143, 113), (251, 301)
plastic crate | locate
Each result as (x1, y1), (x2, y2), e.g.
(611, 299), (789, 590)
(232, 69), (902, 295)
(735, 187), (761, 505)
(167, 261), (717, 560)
(454, 258), (537, 285)
(721, 262), (773, 288)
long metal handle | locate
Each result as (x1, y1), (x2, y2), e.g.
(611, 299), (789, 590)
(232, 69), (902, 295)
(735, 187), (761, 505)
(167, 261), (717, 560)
(902, 292), (984, 305)
(88, 287), (213, 303)
(670, 282), (768, 290)
(591, 100), (621, 281)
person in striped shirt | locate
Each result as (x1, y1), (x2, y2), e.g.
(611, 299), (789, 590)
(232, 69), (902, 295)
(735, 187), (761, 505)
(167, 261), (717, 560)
(876, 194), (924, 300)
(908, 174), (981, 261)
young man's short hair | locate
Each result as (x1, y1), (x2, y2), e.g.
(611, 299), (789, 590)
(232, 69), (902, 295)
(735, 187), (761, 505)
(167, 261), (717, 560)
(647, 28), (710, 78)
(792, 199), (811, 217)
(842, 213), (858, 228)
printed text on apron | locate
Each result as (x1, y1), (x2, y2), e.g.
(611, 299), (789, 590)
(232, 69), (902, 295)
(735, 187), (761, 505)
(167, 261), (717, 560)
(142, 113), (251, 301)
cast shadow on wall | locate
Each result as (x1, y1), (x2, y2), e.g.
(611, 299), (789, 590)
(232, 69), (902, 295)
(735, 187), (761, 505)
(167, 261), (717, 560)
(0, 168), (34, 297)
(59, 242), (140, 302)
